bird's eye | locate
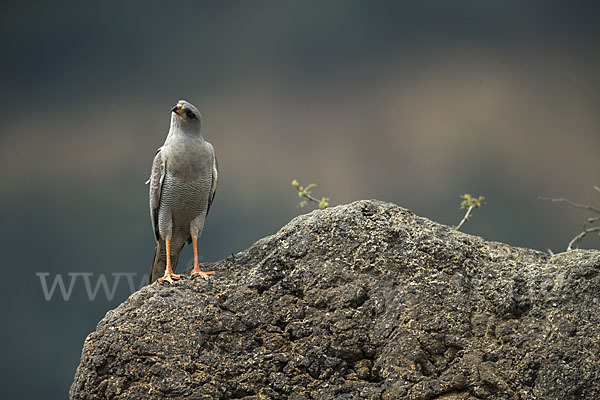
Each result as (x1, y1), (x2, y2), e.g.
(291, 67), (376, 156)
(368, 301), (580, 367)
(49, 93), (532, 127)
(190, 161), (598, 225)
(186, 111), (195, 120)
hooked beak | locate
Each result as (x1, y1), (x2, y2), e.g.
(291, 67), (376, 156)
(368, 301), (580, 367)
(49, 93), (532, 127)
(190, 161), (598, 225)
(171, 104), (183, 118)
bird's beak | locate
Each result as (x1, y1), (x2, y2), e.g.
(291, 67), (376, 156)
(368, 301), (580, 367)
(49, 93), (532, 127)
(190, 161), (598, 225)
(171, 104), (184, 118)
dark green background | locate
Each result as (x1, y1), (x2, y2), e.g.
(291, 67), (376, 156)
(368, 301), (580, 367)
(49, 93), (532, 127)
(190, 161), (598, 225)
(1, 1), (599, 398)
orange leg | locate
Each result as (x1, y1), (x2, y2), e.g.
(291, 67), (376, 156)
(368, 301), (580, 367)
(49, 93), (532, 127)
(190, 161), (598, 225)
(190, 237), (215, 279)
(158, 239), (182, 283)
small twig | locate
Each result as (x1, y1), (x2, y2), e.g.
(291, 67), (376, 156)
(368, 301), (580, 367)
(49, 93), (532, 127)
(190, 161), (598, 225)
(455, 206), (475, 231)
(291, 180), (330, 209)
(454, 194), (485, 231)
(538, 196), (600, 215)
(300, 191), (322, 205)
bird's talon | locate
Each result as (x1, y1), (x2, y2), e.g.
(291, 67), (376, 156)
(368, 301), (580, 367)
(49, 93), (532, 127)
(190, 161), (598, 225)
(191, 269), (215, 280)
(157, 272), (182, 284)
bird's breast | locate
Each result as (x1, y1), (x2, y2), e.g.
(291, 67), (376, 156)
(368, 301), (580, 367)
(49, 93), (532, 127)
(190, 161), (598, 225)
(160, 172), (212, 224)
(164, 141), (213, 183)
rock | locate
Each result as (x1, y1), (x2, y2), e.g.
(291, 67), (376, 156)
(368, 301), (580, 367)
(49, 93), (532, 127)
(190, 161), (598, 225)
(70, 200), (600, 399)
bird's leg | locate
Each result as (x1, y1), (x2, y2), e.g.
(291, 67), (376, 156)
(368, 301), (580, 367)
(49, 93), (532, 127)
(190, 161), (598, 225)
(158, 239), (182, 283)
(190, 237), (215, 279)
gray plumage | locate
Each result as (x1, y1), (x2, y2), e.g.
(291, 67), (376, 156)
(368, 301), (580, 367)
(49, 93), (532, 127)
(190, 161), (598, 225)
(148, 100), (218, 283)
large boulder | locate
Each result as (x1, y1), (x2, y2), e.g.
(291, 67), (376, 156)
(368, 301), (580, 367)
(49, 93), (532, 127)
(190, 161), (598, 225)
(70, 200), (600, 399)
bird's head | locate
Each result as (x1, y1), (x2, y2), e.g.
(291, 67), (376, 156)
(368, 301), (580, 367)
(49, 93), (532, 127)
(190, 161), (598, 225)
(170, 100), (202, 134)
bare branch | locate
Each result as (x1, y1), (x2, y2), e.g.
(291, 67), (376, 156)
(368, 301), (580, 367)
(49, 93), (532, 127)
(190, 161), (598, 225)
(538, 196), (600, 215)
(567, 226), (600, 251)
(539, 187), (600, 251)
(539, 190), (600, 251)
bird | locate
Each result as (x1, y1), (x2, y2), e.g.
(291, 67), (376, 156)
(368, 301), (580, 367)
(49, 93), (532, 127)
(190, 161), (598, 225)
(147, 100), (218, 284)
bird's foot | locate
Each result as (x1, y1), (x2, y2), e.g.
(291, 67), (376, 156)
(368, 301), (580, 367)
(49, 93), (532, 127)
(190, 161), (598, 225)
(190, 268), (215, 280)
(158, 272), (182, 284)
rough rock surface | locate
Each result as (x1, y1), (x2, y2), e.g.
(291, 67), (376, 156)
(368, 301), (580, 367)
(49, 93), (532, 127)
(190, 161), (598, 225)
(70, 200), (600, 399)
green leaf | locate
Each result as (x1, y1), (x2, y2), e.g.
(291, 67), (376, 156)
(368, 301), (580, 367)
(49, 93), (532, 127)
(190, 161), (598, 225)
(297, 199), (308, 208)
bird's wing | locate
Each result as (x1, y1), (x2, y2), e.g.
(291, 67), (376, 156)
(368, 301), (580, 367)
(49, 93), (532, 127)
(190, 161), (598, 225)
(206, 146), (218, 216)
(149, 147), (166, 242)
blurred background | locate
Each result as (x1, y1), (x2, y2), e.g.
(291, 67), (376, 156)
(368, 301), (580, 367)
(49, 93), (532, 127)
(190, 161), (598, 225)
(1, 1), (599, 398)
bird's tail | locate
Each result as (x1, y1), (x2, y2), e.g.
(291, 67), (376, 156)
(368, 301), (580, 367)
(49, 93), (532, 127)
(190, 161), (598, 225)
(149, 240), (183, 284)
(149, 241), (166, 284)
